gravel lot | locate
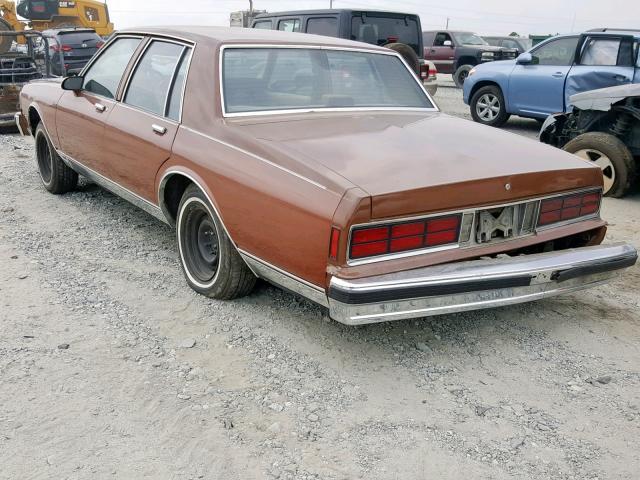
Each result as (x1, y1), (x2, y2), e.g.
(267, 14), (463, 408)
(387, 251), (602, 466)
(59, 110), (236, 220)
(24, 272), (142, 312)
(1, 81), (639, 480)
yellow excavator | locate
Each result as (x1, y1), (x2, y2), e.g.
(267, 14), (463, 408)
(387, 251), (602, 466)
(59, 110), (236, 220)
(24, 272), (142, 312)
(0, 0), (114, 53)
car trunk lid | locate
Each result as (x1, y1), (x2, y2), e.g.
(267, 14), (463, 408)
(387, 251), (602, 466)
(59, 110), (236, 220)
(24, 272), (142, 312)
(234, 112), (602, 219)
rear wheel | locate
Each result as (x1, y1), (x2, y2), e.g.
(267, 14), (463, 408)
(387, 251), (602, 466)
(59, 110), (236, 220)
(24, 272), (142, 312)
(176, 184), (256, 299)
(453, 64), (473, 88)
(0, 18), (13, 54)
(34, 123), (78, 194)
(470, 85), (510, 127)
(563, 132), (636, 198)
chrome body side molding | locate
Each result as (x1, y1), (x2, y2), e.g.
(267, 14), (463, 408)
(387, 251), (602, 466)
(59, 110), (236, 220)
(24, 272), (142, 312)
(239, 250), (329, 308)
(57, 150), (168, 224)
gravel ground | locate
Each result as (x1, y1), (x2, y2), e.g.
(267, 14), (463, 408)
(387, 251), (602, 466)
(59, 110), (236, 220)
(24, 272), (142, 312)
(1, 81), (640, 480)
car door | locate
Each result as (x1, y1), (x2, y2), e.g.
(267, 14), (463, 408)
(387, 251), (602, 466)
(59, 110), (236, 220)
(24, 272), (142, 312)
(565, 35), (637, 105)
(427, 32), (456, 73)
(101, 39), (192, 203)
(56, 36), (143, 171)
(508, 36), (580, 117)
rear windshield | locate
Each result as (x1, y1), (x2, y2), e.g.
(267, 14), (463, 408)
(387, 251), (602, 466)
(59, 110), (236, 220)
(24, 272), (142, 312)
(57, 31), (101, 44)
(350, 14), (420, 55)
(222, 47), (433, 115)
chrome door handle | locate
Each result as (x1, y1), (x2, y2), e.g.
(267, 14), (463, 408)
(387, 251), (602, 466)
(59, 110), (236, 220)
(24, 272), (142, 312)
(95, 103), (106, 112)
(552, 72), (564, 78)
(152, 124), (167, 135)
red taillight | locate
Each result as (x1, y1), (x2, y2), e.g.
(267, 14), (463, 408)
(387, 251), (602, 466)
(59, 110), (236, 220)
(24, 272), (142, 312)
(96, 41), (105, 49)
(51, 44), (73, 53)
(538, 191), (601, 227)
(350, 215), (461, 260)
(329, 227), (340, 261)
(429, 65), (438, 77)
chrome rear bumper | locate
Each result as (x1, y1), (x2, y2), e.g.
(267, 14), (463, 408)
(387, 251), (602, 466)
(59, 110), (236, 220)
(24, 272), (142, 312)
(328, 243), (637, 325)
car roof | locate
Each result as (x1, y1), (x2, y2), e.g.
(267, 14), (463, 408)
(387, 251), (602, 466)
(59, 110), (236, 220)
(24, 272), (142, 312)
(254, 9), (418, 17)
(116, 26), (392, 51)
(43, 28), (98, 35)
(587, 28), (640, 38)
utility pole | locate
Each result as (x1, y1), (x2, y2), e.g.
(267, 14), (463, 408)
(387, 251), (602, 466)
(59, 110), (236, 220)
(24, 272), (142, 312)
(446, 17), (450, 29)
(249, 0), (253, 14)
(330, 0), (334, 8)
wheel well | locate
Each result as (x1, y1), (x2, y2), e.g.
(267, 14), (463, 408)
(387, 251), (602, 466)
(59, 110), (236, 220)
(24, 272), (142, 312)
(28, 107), (41, 135)
(469, 81), (501, 101)
(456, 57), (477, 69)
(160, 174), (193, 225)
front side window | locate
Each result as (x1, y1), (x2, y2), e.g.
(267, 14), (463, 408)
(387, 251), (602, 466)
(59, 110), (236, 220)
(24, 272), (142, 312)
(531, 37), (579, 66)
(124, 40), (186, 117)
(306, 17), (338, 36)
(83, 37), (141, 98)
(222, 47), (433, 114)
(434, 32), (453, 46)
(278, 19), (301, 32)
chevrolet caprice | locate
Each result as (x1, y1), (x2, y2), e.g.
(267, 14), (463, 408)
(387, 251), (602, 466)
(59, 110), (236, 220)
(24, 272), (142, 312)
(16, 27), (638, 325)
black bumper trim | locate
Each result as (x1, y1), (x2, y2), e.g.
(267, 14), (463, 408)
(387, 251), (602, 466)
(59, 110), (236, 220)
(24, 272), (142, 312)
(553, 253), (638, 283)
(329, 275), (533, 305)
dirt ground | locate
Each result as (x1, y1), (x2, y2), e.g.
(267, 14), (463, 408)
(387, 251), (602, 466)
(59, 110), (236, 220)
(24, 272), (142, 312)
(1, 83), (639, 480)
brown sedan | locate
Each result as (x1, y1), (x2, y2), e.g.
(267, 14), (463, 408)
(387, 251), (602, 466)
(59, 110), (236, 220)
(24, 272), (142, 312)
(16, 27), (637, 325)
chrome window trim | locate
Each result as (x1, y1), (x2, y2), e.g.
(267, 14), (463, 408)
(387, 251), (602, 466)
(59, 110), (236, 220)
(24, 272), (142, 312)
(164, 47), (193, 121)
(177, 125), (328, 191)
(121, 37), (192, 122)
(218, 43), (438, 118)
(346, 187), (602, 266)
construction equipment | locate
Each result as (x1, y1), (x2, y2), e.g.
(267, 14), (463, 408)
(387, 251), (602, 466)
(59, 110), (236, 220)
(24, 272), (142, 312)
(0, 0), (113, 53)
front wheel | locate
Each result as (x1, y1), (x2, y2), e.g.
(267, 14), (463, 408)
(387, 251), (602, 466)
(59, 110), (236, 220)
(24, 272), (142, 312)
(470, 85), (510, 127)
(563, 132), (636, 198)
(176, 184), (256, 299)
(34, 123), (78, 194)
(453, 64), (473, 88)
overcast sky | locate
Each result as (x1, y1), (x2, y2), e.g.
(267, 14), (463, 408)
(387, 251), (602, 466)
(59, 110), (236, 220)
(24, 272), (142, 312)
(106, 0), (637, 36)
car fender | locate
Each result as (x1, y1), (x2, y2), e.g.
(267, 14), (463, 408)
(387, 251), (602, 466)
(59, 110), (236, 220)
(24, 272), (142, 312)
(463, 61), (515, 110)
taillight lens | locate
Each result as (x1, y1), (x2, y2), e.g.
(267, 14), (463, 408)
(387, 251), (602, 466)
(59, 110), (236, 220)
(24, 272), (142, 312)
(329, 227), (340, 261)
(96, 41), (105, 49)
(538, 191), (601, 227)
(51, 44), (73, 53)
(350, 215), (461, 260)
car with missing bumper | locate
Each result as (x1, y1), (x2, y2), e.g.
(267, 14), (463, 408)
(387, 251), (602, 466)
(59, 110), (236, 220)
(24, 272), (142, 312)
(540, 83), (640, 198)
(464, 29), (640, 127)
(16, 27), (637, 325)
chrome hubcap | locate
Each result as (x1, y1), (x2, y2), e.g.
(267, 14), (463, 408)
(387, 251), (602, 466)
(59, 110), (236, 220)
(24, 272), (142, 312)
(574, 149), (615, 194)
(476, 93), (501, 121)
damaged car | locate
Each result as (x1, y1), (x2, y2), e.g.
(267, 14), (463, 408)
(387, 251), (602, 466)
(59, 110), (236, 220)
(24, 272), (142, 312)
(540, 84), (640, 197)
(16, 27), (637, 324)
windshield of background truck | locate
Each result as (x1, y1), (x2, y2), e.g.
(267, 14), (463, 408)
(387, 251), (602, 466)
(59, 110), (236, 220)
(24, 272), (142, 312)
(453, 32), (488, 46)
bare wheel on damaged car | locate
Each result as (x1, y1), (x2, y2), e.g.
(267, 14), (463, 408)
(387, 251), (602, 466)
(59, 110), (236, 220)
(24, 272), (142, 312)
(16, 26), (637, 325)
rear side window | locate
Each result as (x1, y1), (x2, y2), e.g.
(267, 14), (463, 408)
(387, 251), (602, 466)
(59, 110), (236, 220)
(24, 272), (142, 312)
(166, 49), (191, 121)
(580, 37), (635, 67)
(83, 37), (141, 98)
(306, 17), (338, 36)
(530, 37), (579, 66)
(253, 20), (272, 30)
(351, 15), (420, 55)
(124, 40), (188, 117)
(278, 19), (301, 32)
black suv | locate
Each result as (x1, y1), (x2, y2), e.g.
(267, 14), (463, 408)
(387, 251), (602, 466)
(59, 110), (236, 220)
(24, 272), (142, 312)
(423, 30), (518, 87)
(42, 28), (104, 76)
(252, 9), (424, 74)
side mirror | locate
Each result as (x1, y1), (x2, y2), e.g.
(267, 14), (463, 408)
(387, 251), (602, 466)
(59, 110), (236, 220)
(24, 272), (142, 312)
(443, 40), (453, 47)
(61, 75), (84, 91)
(516, 52), (533, 65)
